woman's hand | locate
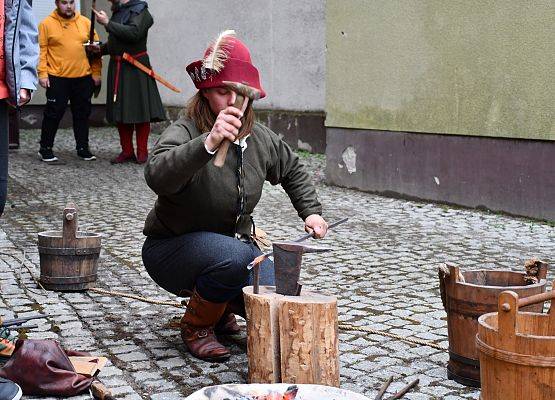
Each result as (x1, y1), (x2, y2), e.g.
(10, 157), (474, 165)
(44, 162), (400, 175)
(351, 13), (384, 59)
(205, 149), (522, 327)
(204, 106), (243, 152)
(304, 214), (328, 239)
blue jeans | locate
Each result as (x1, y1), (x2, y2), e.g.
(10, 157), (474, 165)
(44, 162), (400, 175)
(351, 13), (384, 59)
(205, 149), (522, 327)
(142, 232), (274, 303)
(0, 101), (9, 217)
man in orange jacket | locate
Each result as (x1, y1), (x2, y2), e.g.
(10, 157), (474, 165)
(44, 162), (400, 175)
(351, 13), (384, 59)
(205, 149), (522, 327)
(38, 0), (102, 162)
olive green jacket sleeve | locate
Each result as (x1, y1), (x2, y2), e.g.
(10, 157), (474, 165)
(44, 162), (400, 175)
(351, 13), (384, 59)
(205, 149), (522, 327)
(144, 119), (213, 195)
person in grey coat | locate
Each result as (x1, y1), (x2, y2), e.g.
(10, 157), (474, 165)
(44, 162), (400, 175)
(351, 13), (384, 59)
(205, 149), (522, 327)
(0, 0), (39, 217)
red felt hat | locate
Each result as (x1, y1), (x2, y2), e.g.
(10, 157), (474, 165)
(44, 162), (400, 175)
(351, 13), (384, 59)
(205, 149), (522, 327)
(186, 35), (266, 99)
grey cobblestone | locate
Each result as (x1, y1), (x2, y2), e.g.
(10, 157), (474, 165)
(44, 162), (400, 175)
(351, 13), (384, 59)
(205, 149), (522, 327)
(0, 128), (553, 399)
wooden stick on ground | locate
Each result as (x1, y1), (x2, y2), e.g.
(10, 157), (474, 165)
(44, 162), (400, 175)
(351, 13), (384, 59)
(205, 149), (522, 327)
(374, 376), (393, 400)
(384, 379), (419, 400)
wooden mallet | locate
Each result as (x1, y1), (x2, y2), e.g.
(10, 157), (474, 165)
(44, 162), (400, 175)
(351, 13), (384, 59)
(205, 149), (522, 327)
(213, 81), (262, 167)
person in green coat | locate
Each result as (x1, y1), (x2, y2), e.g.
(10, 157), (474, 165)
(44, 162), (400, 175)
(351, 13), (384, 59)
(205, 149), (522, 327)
(142, 32), (328, 362)
(92, 0), (165, 164)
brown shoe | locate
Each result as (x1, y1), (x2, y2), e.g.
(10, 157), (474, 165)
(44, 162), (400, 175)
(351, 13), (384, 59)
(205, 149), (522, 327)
(181, 290), (230, 361)
(215, 312), (242, 335)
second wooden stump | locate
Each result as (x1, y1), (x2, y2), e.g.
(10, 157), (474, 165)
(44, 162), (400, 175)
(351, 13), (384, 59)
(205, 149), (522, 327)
(243, 285), (339, 386)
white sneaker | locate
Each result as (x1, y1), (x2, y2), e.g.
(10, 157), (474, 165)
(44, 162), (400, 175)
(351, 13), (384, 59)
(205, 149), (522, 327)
(38, 148), (58, 162)
(0, 377), (22, 400)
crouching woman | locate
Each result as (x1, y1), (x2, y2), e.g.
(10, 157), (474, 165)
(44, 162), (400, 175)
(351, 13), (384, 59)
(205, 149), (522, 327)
(142, 32), (327, 361)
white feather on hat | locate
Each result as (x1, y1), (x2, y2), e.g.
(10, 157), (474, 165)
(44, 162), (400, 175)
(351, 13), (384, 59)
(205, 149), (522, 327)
(203, 29), (236, 73)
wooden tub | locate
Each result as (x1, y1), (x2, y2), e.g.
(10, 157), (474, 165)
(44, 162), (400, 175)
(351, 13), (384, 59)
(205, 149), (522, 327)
(478, 289), (555, 399)
(439, 262), (548, 387)
(38, 205), (101, 291)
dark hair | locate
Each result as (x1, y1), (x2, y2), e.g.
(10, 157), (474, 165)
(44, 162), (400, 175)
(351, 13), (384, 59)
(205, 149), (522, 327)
(185, 91), (254, 135)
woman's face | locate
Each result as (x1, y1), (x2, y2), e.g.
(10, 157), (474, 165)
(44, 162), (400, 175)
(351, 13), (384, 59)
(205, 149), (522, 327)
(202, 87), (236, 115)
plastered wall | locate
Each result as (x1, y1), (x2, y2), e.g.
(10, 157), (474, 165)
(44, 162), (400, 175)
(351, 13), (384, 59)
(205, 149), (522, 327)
(326, 0), (554, 140)
(33, 1), (326, 113)
(147, 0), (326, 111)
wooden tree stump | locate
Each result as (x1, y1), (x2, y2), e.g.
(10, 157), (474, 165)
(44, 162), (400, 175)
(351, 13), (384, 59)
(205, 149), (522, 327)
(243, 286), (339, 387)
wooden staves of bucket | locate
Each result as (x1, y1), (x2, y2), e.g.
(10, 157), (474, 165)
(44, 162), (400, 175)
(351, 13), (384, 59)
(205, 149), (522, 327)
(477, 288), (555, 399)
(438, 261), (548, 387)
(38, 204), (101, 291)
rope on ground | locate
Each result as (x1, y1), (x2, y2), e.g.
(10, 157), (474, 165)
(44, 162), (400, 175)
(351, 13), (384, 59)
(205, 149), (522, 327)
(0, 250), (46, 294)
(1, 250), (447, 350)
(86, 287), (445, 351)
(3, 253), (445, 352)
(0, 251), (186, 308)
(338, 322), (446, 351)
(88, 287), (187, 308)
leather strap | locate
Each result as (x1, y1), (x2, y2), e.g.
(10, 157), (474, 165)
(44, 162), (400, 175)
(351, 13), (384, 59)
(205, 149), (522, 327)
(111, 51), (148, 102)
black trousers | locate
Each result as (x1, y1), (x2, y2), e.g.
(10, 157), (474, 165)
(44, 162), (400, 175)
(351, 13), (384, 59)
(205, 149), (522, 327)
(40, 75), (94, 149)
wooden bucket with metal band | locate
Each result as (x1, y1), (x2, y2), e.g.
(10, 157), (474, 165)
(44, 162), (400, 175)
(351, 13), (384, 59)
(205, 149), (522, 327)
(477, 289), (555, 399)
(38, 204), (101, 291)
(439, 262), (548, 387)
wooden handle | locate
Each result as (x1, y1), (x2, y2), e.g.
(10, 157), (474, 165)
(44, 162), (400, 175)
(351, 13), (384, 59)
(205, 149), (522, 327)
(62, 204), (78, 247)
(518, 290), (555, 309)
(213, 140), (231, 167)
(498, 288), (555, 339)
(213, 92), (247, 167)
(499, 289), (555, 314)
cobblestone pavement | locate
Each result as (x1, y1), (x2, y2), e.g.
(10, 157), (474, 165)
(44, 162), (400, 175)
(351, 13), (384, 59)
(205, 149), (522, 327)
(0, 128), (553, 399)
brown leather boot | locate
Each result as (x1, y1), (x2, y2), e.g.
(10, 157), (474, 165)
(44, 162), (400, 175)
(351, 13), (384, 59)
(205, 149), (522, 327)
(214, 312), (241, 335)
(181, 290), (230, 361)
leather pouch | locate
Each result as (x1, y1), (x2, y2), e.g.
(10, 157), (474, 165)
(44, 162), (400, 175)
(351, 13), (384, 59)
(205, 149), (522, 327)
(0, 339), (93, 396)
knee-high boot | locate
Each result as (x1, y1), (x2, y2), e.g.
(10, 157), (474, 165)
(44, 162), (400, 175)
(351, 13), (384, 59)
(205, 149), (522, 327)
(181, 290), (230, 361)
(135, 122), (150, 164)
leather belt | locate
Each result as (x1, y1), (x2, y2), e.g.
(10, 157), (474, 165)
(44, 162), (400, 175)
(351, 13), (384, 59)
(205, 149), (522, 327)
(111, 51), (147, 102)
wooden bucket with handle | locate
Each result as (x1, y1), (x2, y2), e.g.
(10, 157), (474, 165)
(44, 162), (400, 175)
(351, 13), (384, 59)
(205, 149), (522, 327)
(439, 262), (548, 387)
(477, 288), (555, 399)
(38, 204), (101, 291)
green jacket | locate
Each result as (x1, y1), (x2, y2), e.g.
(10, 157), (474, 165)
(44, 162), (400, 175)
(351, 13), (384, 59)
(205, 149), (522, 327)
(143, 118), (322, 238)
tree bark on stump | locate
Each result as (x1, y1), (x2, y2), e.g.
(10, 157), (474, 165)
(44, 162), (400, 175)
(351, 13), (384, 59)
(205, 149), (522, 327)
(243, 286), (339, 386)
